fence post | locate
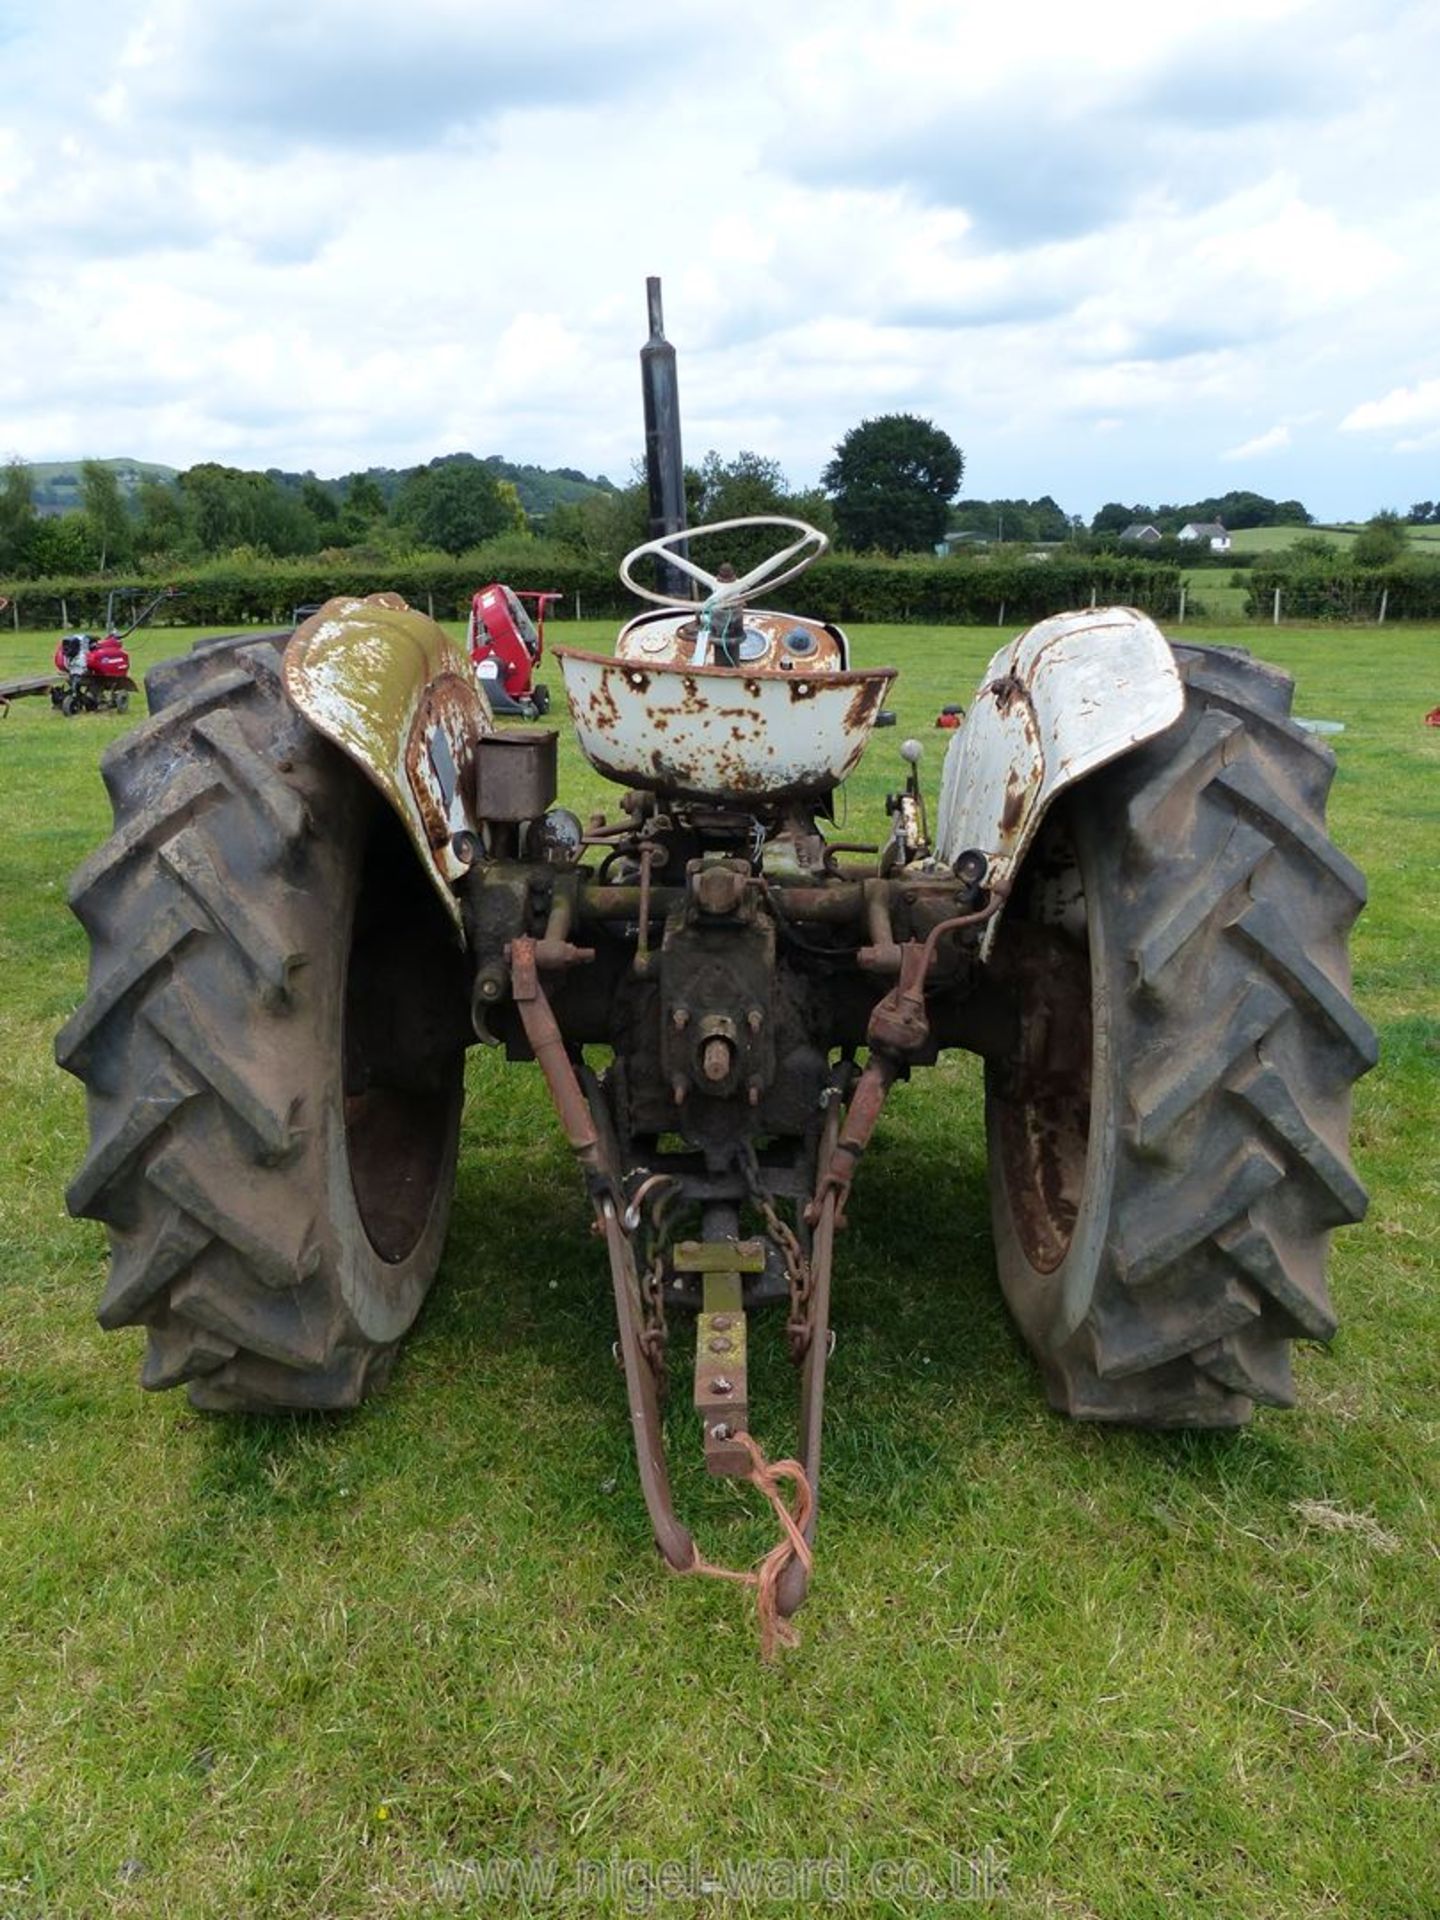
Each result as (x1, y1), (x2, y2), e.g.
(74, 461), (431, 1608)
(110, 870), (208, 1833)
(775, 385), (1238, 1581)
(1273, 586), (1281, 626)
(61, 597), (69, 628)
(426, 592), (435, 620)
(1089, 585), (1097, 609)
(1378, 586), (1388, 625)
(575, 592), (581, 621)
(997, 600), (1006, 626)
(1178, 585), (1186, 624)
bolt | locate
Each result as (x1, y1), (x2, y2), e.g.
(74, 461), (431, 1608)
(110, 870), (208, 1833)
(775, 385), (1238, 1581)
(711, 1377), (733, 1396)
(711, 1314), (734, 1331)
(671, 1006), (690, 1030)
(672, 1077), (687, 1106)
(747, 1080), (762, 1108)
(711, 1423), (732, 1441)
(746, 1007), (764, 1033)
(708, 1336), (734, 1355)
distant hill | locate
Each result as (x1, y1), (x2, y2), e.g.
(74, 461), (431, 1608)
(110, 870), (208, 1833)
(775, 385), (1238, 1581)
(29, 458), (180, 515)
(262, 452), (618, 522)
(26, 453), (616, 524)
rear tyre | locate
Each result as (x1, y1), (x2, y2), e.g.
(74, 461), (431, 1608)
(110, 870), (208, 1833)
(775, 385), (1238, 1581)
(985, 644), (1375, 1427)
(57, 632), (469, 1409)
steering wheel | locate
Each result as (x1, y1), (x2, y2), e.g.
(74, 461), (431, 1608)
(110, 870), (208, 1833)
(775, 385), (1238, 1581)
(619, 515), (829, 609)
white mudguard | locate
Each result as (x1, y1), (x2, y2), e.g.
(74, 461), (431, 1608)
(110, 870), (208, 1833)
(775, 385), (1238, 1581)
(935, 607), (1184, 957)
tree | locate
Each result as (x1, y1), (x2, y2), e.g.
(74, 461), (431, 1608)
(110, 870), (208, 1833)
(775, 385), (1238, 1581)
(394, 458), (522, 555)
(300, 478), (340, 530)
(1091, 502), (1155, 538)
(822, 415), (963, 554)
(1288, 533), (1340, 562)
(28, 513), (96, 576)
(177, 463), (320, 558)
(1351, 511), (1407, 567)
(179, 463), (252, 553)
(0, 458), (36, 573)
(339, 473), (388, 546)
(687, 450), (838, 576)
(694, 449), (787, 522)
(345, 474), (386, 521)
(950, 494), (1073, 542)
(493, 478), (529, 535)
(548, 482), (650, 564)
(80, 460), (133, 571)
(135, 479), (194, 560)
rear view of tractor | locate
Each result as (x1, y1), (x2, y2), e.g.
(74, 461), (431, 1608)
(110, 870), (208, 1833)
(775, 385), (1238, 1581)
(58, 294), (1374, 1647)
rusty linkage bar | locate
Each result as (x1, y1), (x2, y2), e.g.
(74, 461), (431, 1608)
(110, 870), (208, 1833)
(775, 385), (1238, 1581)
(812, 896), (1005, 1227)
(505, 936), (599, 1162)
(509, 932), (814, 1625)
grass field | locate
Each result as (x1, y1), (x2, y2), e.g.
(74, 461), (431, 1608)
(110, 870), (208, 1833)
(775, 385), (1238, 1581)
(1, 617), (1437, 1918)
(1183, 522), (1440, 621)
(1226, 524), (1440, 555)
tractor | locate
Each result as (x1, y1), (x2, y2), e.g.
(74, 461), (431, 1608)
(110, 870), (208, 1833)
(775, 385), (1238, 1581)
(57, 332), (1373, 1651)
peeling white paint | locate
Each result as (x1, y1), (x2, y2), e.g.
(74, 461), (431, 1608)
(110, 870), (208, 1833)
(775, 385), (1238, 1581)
(555, 646), (896, 802)
(935, 606), (1184, 956)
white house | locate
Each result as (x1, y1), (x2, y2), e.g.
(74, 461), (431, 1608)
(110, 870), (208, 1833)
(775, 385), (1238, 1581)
(1177, 521), (1231, 553)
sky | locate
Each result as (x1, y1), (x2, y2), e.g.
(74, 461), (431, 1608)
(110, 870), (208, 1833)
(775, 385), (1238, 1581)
(1, 0), (1437, 522)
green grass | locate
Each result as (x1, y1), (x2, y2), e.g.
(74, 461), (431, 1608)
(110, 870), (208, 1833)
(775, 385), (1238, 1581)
(1226, 523), (1440, 555)
(1184, 517), (1440, 618)
(1, 619), (1437, 1918)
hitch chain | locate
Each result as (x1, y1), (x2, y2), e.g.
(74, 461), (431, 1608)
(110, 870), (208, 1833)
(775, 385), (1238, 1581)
(740, 1148), (815, 1362)
(639, 1250), (669, 1381)
(768, 1198), (814, 1363)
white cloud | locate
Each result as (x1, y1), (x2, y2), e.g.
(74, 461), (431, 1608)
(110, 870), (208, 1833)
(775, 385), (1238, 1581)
(1223, 425), (1292, 460)
(0, 0), (1437, 518)
(1341, 378), (1440, 434)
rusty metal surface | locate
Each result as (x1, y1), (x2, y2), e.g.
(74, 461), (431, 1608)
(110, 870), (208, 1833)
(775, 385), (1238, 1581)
(472, 727), (558, 821)
(934, 607), (1183, 957)
(283, 594), (493, 923)
(616, 607), (847, 673)
(689, 1264), (752, 1477)
(554, 646), (896, 802)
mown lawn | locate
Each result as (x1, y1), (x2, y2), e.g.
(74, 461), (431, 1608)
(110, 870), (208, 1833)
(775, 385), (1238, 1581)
(0, 617), (1436, 1918)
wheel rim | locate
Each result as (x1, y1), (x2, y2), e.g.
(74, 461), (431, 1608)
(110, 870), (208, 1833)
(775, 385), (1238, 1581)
(993, 813), (1094, 1274)
(342, 809), (463, 1264)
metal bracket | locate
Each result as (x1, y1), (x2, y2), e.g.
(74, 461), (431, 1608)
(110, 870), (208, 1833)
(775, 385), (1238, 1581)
(677, 1242), (764, 1476)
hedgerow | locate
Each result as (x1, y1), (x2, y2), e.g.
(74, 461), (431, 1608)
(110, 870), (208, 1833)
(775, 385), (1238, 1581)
(0, 544), (1185, 629)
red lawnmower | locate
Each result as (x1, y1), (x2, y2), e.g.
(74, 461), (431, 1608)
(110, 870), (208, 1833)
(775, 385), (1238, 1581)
(49, 587), (182, 716)
(466, 584), (559, 717)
